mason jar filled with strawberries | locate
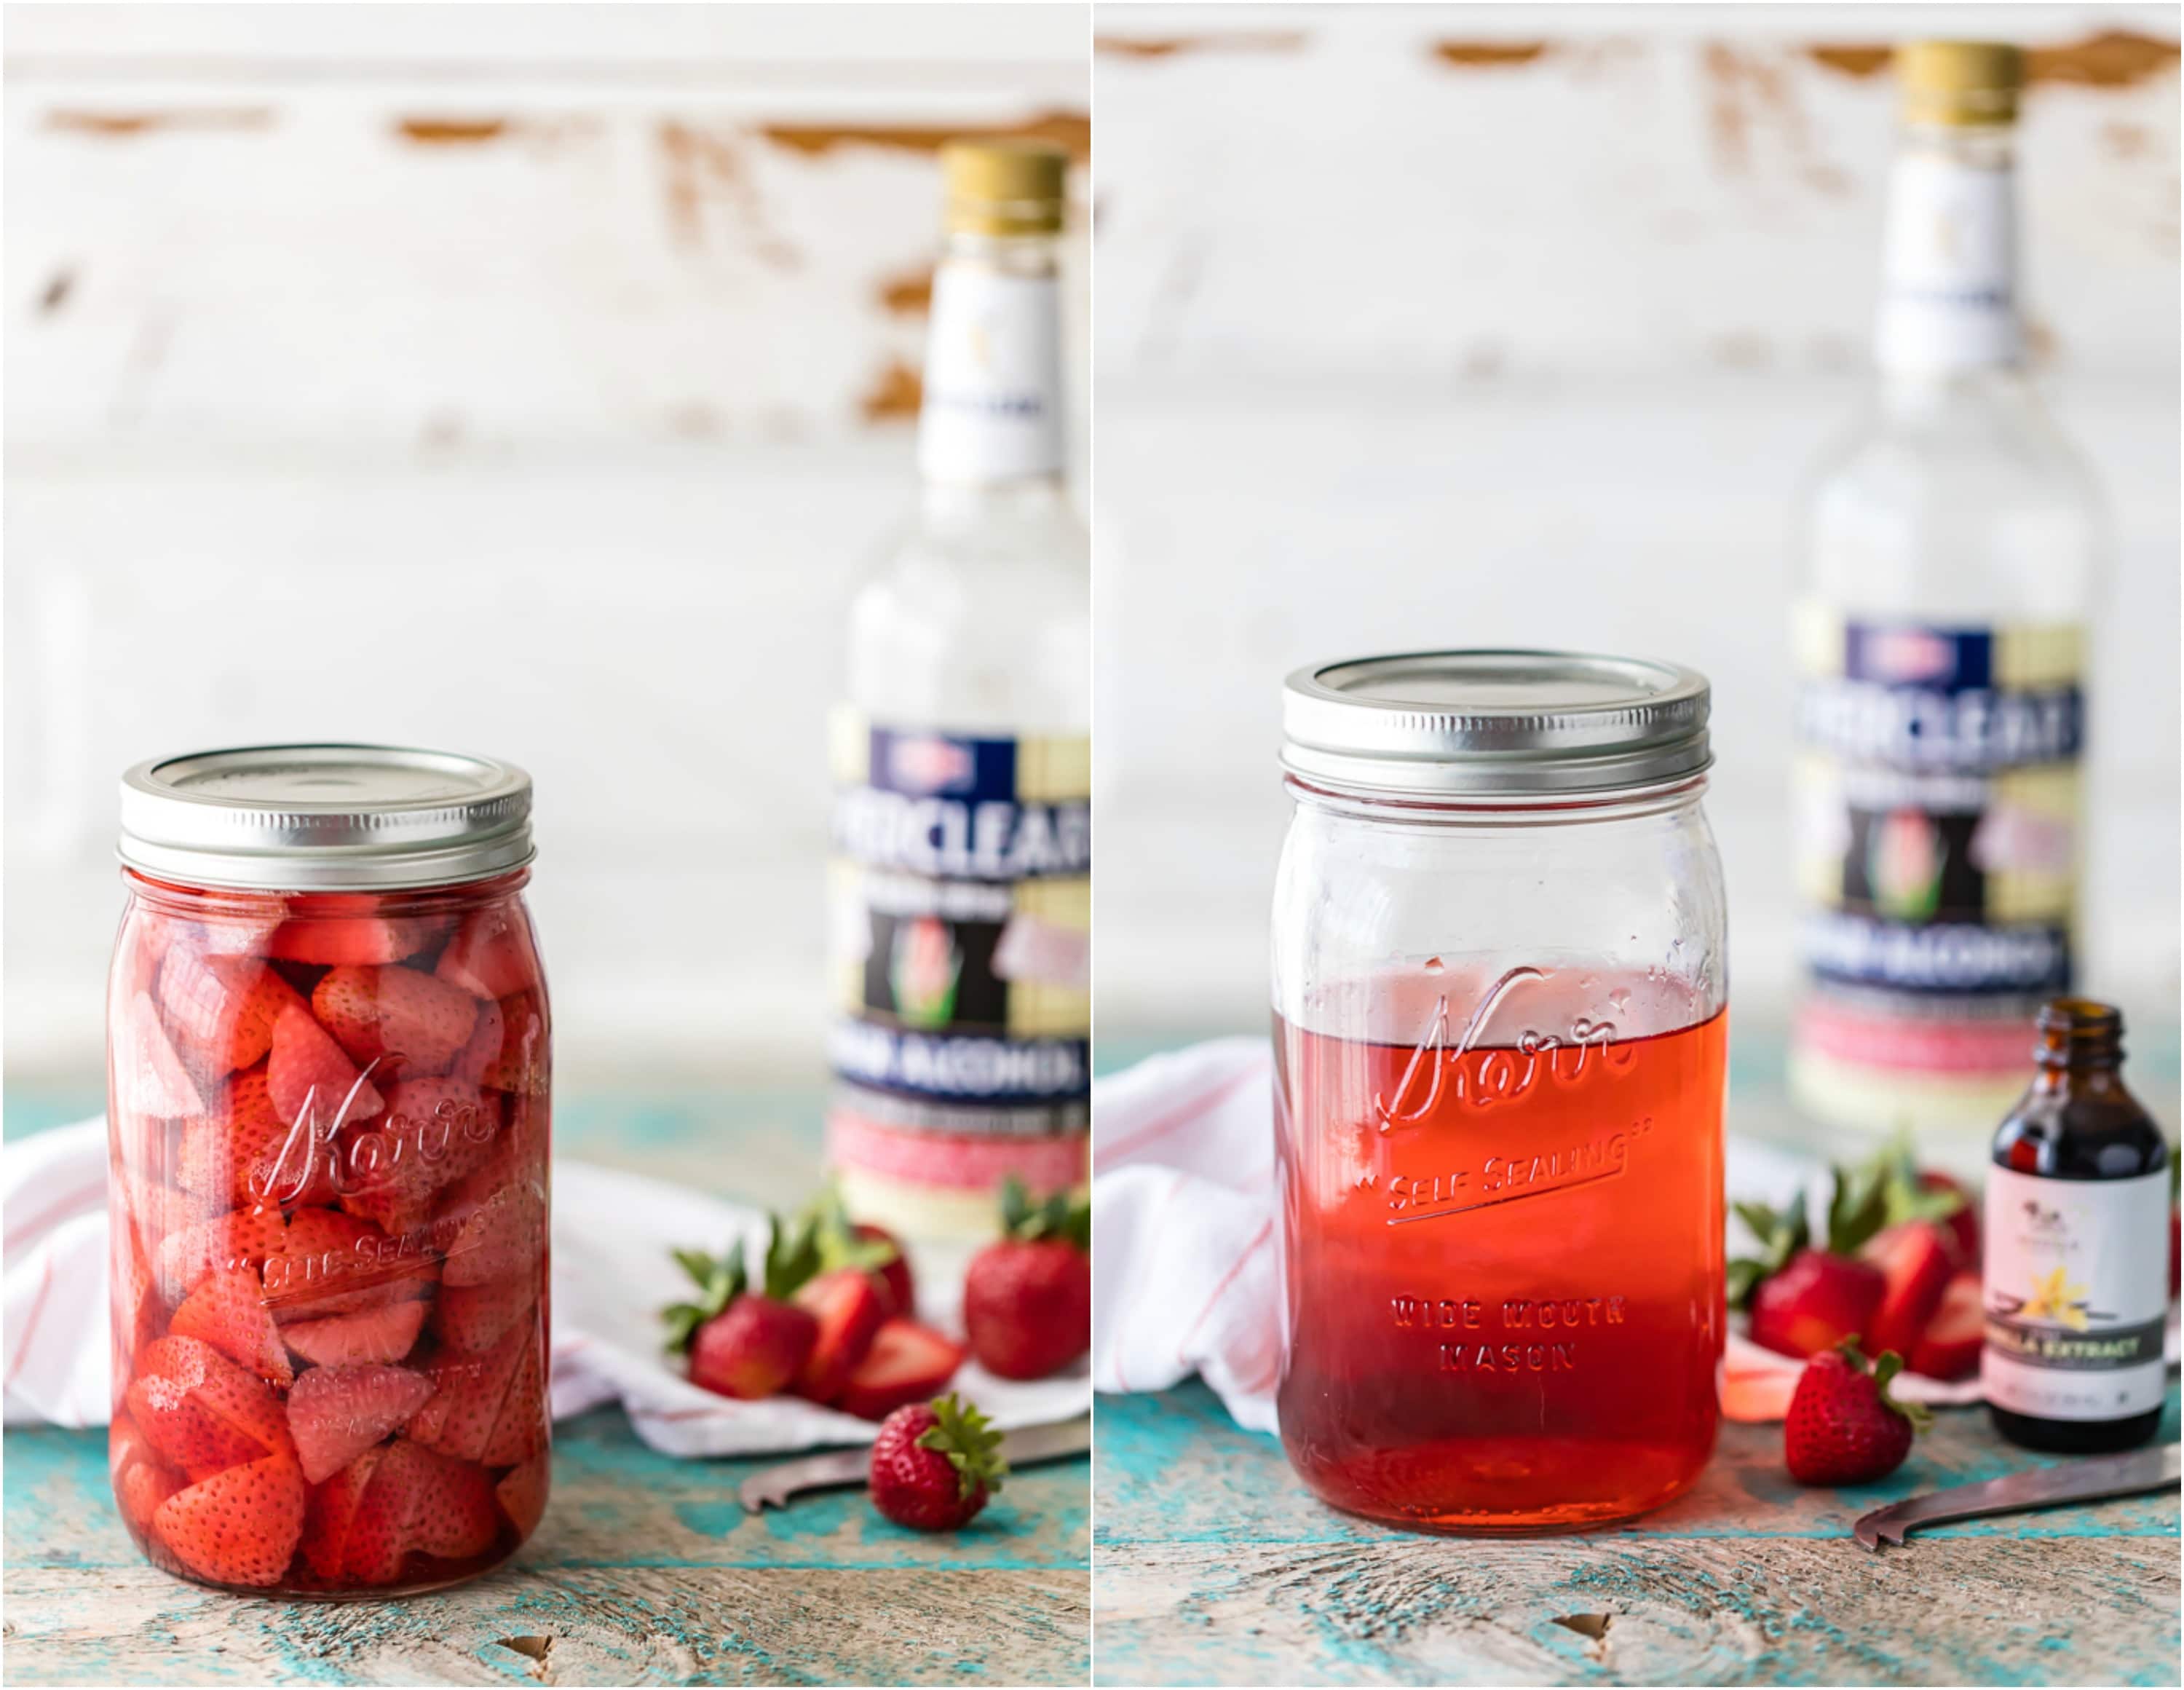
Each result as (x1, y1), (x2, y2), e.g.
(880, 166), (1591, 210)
(106, 745), (550, 1595)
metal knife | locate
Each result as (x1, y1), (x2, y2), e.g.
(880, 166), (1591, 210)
(1854, 1443), (2180, 1550)
(737, 1415), (1092, 1513)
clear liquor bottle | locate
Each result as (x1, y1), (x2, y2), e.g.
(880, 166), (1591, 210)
(828, 141), (1092, 1241)
(1790, 42), (2105, 1163)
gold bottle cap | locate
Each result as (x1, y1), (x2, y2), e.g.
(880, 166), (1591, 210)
(1898, 40), (2024, 127)
(941, 138), (1067, 236)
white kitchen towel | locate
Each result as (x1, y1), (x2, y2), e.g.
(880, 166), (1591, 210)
(4, 1118), (1088, 1456)
(1088, 1038), (2171, 1428)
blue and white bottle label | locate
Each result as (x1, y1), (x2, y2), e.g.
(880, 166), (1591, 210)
(829, 712), (1088, 1119)
(1795, 610), (2082, 1000)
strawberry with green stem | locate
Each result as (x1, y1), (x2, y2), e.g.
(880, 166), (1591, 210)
(1784, 1340), (1933, 1485)
(964, 1177), (1091, 1381)
(1730, 1132), (1970, 1364)
(868, 1392), (1007, 1531)
(661, 1220), (820, 1401)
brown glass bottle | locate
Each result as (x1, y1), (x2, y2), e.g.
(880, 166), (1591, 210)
(1985, 1000), (2170, 1453)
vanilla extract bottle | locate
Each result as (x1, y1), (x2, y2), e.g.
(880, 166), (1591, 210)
(1985, 1000), (2170, 1454)
(827, 140), (1091, 1241)
(1789, 42), (2105, 1161)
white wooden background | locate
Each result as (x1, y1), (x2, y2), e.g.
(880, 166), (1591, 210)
(4, 3), (1090, 1086)
(1091, 4), (2182, 1045)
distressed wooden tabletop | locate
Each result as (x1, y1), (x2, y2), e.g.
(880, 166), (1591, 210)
(1, 1089), (1091, 1687)
(1087, 1035), (2183, 1689)
(1095, 1381), (2180, 1687)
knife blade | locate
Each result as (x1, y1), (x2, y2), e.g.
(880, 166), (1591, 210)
(737, 1415), (1092, 1514)
(1854, 1442), (2180, 1550)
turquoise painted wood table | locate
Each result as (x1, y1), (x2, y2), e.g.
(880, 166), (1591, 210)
(1095, 1381), (2179, 1688)
(1089, 1031), (2183, 1689)
(1, 1089), (1090, 1687)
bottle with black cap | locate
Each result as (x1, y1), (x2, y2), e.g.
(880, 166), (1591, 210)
(1984, 999), (2171, 1453)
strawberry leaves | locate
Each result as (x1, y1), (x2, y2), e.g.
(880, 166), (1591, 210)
(999, 1176), (1091, 1251)
(913, 1391), (1008, 1501)
(662, 1243), (748, 1355)
(804, 1183), (900, 1278)
(1728, 1134), (1966, 1309)
(1840, 1338), (1934, 1434)
(1728, 1195), (1810, 1308)
(661, 1210), (838, 1353)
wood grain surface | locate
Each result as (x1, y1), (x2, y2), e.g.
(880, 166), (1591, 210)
(2, 1090), (1090, 1687)
(1093, 1379), (2180, 1687)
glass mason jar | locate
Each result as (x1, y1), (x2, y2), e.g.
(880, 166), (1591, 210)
(106, 746), (551, 1595)
(1271, 653), (1729, 1534)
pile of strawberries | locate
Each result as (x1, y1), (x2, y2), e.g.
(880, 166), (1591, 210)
(1730, 1137), (1983, 1381)
(108, 892), (551, 1592)
(662, 1197), (960, 1420)
(664, 1179), (1093, 1426)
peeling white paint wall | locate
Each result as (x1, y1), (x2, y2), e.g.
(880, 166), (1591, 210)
(4, 4), (1090, 1083)
(1092, 4), (2180, 1042)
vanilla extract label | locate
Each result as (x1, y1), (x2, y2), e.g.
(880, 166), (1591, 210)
(828, 713), (1089, 1118)
(1982, 1164), (2169, 1421)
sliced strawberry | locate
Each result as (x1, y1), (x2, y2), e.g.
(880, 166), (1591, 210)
(496, 1453), (549, 1539)
(1907, 1268), (1984, 1381)
(153, 1450), (306, 1587)
(178, 1064), (336, 1211)
(337, 1076), (501, 1223)
(312, 965), (480, 1081)
(116, 990), (206, 1119)
(286, 1363), (435, 1484)
(156, 1207), (286, 1306)
(113, 1217), (165, 1357)
(482, 1335), (548, 1466)
(1919, 1170), (1980, 1267)
(450, 994), (505, 1084)
(435, 907), (542, 1001)
(170, 1266), (293, 1388)
(1860, 1221), (1956, 1361)
(478, 992), (548, 1095)
(836, 1319), (966, 1422)
(406, 1320), (530, 1464)
(441, 1179), (546, 1290)
(263, 1206), (438, 1321)
(183, 895), (288, 958)
(1747, 1249), (1886, 1361)
(266, 896), (447, 967)
(283, 1298), (431, 1368)
(304, 1446), (384, 1581)
(266, 1001), (384, 1136)
(391, 1439), (500, 1560)
(434, 1279), (539, 1354)
(111, 1411), (185, 1537)
(792, 1269), (889, 1405)
(158, 952), (303, 1080)
(127, 1335), (291, 1479)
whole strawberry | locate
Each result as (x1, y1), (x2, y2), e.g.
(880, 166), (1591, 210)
(1784, 1341), (1932, 1485)
(661, 1223), (820, 1400)
(963, 1178), (1091, 1381)
(869, 1393), (1006, 1531)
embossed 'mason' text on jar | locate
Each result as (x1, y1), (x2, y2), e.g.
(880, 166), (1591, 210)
(1270, 652), (1730, 1534)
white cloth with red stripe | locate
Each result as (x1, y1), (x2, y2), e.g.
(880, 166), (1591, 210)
(1088, 1038), (2173, 1428)
(4, 1118), (1088, 1455)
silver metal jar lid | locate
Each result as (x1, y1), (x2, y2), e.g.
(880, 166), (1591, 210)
(119, 744), (534, 891)
(1281, 650), (1712, 798)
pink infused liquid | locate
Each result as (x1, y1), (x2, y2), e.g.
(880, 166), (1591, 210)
(1274, 971), (1725, 1533)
